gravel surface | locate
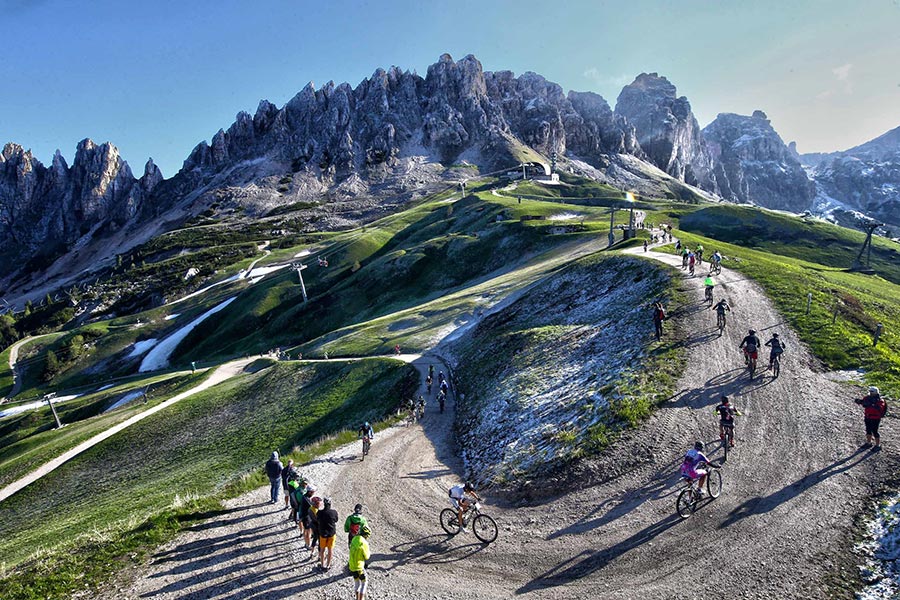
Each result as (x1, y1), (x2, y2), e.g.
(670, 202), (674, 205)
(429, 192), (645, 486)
(106, 248), (899, 599)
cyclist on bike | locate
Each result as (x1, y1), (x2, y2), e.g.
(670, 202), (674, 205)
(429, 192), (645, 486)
(696, 244), (704, 265)
(417, 394), (426, 417)
(679, 441), (718, 497)
(449, 481), (481, 531)
(764, 333), (785, 370)
(711, 250), (722, 267)
(358, 422), (374, 442)
(711, 298), (730, 330)
(740, 330), (760, 365)
(703, 274), (715, 303)
(714, 395), (741, 447)
(426, 374), (433, 394)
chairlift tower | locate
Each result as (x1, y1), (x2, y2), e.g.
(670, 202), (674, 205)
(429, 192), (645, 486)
(45, 392), (62, 429)
(850, 221), (883, 273)
(550, 151), (558, 175)
(291, 263), (309, 302)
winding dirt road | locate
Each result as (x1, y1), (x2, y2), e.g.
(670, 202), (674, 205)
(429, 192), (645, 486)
(107, 247), (897, 599)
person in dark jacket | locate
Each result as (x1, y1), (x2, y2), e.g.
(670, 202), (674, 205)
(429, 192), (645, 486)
(856, 386), (888, 449)
(300, 486), (317, 549)
(265, 451), (283, 504)
(317, 497), (339, 571)
(280, 459), (299, 509)
(652, 302), (666, 341)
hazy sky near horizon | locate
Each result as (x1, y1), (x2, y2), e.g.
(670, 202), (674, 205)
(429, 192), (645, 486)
(2, 0), (898, 176)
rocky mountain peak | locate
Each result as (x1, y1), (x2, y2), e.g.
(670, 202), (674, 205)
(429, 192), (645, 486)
(614, 73), (717, 191)
(702, 112), (814, 211)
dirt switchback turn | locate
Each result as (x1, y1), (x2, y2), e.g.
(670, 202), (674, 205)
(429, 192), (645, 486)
(111, 251), (897, 599)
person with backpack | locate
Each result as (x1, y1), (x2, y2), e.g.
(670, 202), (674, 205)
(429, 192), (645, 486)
(344, 503), (369, 547)
(264, 451), (283, 504)
(739, 330), (761, 366)
(652, 302), (666, 341)
(280, 459), (299, 510)
(855, 386), (888, 449)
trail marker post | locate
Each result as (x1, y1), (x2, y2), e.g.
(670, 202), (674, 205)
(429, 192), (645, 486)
(806, 292), (812, 315)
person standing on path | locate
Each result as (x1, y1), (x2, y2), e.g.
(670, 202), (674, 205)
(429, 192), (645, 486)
(265, 451), (283, 504)
(652, 302), (666, 341)
(348, 525), (372, 600)
(855, 386), (888, 449)
(344, 503), (369, 547)
(317, 497), (339, 571)
(281, 459), (298, 509)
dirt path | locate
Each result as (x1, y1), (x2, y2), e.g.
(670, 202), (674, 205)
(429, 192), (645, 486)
(0, 358), (255, 503)
(4, 333), (53, 400)
(110, 248), (897, 599)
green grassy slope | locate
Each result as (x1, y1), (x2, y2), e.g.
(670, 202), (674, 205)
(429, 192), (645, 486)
(0, 359), (416, 596)
(668, 230), (900, 395)
(679, 205), (900, 285)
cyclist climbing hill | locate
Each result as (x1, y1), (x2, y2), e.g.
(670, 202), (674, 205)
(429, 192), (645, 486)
(449, 482), (481, 532)
(679, 441), (719, 498)
(714, 396), (741, 447)
(740, 330), (760, 365)
(764, 333), (785, 370)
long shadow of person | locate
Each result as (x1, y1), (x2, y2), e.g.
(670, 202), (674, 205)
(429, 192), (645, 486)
(718, 446), (872, 530)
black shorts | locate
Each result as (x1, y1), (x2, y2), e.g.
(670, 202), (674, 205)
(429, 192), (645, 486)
(864, 418), (881, 436)
(351, 569), (367, 581)
(720, 420), (734, 429)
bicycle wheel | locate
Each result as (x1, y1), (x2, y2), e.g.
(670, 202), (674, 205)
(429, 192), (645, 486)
(706, 469), (723, 498)
(440, 509), (460, 535)
(772, 356), (780, 378)
(749, 358), (756, 378)
(472, 514), (499, 543)
(676, 488), (696, 518)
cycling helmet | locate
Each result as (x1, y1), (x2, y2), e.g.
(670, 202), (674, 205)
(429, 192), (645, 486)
(360, 525), (372, 538)
(463, 481), (475, 492)
(694, 441), (704, 451)
(869, 386), (880, 395)
(748, 330), (756, 335)
(364, 421), (370, 428)
(721, 395), (729, 404)
(772, 333), (779, 338)
(354, 503), (363, 513)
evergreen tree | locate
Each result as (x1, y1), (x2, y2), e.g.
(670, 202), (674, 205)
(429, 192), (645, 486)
(43, 350), (60, 382)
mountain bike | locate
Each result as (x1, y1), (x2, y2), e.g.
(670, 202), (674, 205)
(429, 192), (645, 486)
(770, 352), (782, 378)
(705, 286), (714, 306)
(361, 436), (371, 460)
(709, 262), (722, 276)
(716, 312), (727, 334)
(743, 350), (757, 378)
(440, 502), (498, 543)
(676, 464), (722, 518)
(722, 423), (734, 459)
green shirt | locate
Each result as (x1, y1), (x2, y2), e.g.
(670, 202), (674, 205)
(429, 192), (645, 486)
(344, 512), (368, 533)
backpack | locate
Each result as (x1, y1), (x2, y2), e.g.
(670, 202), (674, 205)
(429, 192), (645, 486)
(654, 307), (666, 321)
(349, 522), (361, 537)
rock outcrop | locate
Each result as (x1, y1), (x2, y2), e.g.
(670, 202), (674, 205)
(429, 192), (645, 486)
(702, 110), (815, 212)
(614, 73), (718, 192)
(0, 140), (159, 271)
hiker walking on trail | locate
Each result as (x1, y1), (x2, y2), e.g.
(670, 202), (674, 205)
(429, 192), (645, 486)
(652, 302), (666, 341)
(348, 525), (372, 600)
(265, 451), (283, 504)
(855, 386), (888, 450)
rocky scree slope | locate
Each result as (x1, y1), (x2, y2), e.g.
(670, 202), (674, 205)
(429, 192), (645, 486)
(446, 254), (673, 489)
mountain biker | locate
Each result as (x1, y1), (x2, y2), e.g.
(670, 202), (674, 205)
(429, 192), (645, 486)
(439, 379), (449, 395)
(703, 275), (715, 302)
(855, 386), (888, 449)
(417, 394), (426, 417)
(281, 459), (299, 510)
(688, 251), (696, 275)
(437, 389), (446, 412)
(714, 396), (741, 447)
(696, 244), (704, 264)
(344, 503), (369, 547)
(711, 250), (722, 267)
(317, 497), (339, 571)
(449, 481), (482, 532)
(358, 422), (374, 441)
(679, 441), (719, 498)
(426, 374), (433, 394)
(681, 246), (689, 269)
(764, 333), (785, 370)
(300, 486), (318, 550)
(740, 330), (760, 365)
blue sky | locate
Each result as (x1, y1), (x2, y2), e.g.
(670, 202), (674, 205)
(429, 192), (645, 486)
(2, 0), (898, 177)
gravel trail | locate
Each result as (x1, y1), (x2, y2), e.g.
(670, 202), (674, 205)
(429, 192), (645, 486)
(110, 248), (898, 600)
